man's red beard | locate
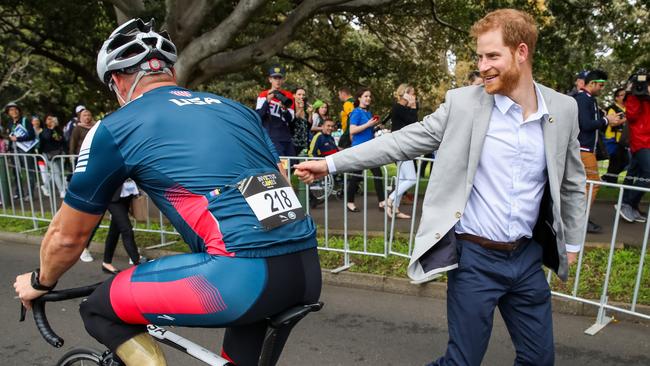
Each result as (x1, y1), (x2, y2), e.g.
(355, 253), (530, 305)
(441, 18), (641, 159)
(481, 56), (521, 95)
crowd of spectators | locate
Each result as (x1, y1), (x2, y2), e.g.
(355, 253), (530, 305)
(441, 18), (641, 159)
(5, 64), (650, 227)
(0, 101), (144, 272)
(570, 68), (650, 227)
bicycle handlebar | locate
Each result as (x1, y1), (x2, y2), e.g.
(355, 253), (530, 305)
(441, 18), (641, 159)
(20, 283), (103, 348)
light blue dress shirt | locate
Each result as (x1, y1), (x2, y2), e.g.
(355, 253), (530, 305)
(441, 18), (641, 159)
(456, 84), (553, 245)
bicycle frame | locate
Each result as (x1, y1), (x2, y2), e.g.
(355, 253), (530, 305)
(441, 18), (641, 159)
(146, 324), (229, 365)
(24, 282), (322, 366)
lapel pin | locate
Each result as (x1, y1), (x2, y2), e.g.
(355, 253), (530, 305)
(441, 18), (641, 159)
(548, 116), (554, 123)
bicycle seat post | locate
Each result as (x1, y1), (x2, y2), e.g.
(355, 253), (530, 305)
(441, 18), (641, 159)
(257, 302), (323, 366)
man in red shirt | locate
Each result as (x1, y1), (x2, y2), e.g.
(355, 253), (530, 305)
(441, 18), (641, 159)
(619, 73), (650, 223)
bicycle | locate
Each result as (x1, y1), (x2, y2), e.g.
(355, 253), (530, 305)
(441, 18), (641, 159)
(20, 282), (323, 366)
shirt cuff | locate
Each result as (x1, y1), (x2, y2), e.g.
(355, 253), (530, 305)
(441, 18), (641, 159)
(325, 155), (337, 173)
(565, 243), (581, 253)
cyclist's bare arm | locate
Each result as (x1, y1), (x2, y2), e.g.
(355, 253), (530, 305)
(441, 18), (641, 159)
(14, 203), (101, 309)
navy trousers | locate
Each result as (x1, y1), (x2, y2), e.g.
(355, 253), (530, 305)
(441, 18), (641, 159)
(430, 238), (554, 366)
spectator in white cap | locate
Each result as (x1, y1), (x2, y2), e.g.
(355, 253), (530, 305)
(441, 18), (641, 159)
(69, 108), (95, 156)
(63, 105), (86, 148)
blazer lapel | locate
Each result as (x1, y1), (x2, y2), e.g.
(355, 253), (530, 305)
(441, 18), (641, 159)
(466, 91), (494, 188)
(540, 88), (558, 183)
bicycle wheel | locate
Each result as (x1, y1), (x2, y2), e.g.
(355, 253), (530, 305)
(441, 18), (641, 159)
(57, 347), (102, 366)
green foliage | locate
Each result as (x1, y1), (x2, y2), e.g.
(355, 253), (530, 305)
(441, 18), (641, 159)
(3, 1), (650, 130)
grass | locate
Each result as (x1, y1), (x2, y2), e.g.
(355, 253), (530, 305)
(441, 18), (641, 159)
(10, 214), (644, 305)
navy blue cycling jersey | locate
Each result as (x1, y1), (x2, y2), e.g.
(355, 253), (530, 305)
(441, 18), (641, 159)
(65, 86), (316, 257)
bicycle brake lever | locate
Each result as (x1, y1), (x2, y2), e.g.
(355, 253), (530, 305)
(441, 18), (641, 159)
(19, 303), (26, 322)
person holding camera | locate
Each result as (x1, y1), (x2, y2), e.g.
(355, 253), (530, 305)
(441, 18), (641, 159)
(602, 88), (630, 183)
(574, 69), (624, 233)
(255, 65), (296, 156)
(345, 87), (386, 212)
(619, 70), (650, 223)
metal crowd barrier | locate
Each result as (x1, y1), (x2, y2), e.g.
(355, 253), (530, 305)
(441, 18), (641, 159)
(281, 156), (389, 273)
(1, 152), (648, 332)
(552, 179), (650, 335)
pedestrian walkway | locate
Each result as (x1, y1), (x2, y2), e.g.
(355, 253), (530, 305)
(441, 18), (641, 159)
(308, 196), (649, 248)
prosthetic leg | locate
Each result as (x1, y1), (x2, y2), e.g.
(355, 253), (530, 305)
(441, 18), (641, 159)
(115, 332), (167, 366)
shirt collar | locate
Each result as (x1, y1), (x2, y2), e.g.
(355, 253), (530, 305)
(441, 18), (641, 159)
(493, 83), (549, 123)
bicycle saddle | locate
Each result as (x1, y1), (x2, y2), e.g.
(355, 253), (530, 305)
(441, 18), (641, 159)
(268, 302), (323, 329)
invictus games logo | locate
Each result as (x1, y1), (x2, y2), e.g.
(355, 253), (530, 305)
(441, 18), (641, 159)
(257, 174), (277, 189)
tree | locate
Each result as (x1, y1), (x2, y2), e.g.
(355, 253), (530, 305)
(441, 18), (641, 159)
(2, 0), (649, 118)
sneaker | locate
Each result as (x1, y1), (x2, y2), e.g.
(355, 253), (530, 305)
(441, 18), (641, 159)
(129, 255), (147, 265)
(40, 184), (50, 197)
(79, 248), (94, 262)
(633, 208), (647, 223)
(617, 203), (636, 223)
(59, 191), (66, 199)
(587, 220), (602, 234)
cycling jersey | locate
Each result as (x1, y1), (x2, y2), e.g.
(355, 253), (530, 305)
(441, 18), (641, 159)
(65, 86), (316, 257)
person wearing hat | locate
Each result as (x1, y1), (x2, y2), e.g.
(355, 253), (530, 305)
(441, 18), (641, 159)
(309, 99), (329, 133)
(567, 70), (589, 97)
(255, 65), (296, 157)
(63, 105), (85, 148)
(574, 69), (624, 233)
(3, 101), (38, 200)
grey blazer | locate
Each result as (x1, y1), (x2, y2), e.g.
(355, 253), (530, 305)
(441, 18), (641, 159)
(331, 84), (586, 281)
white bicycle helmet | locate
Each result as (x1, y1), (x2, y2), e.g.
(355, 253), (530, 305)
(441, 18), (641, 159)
(96, 18), (177, 87)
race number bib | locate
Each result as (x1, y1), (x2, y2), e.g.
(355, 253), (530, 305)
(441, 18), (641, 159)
(238, 172), (305, 230)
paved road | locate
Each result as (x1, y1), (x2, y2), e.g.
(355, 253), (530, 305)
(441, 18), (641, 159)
(2, 241), (649, 365)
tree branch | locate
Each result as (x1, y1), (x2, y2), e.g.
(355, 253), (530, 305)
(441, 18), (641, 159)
(185, 0), (394, 86)
(102, 0), (145, 19)
(165, 0), (225, 50)
(429, 0), (467, 35)
(175, 0), (268, 84)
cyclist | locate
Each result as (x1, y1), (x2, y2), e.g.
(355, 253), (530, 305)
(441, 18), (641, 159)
(14, 18), (321, 366)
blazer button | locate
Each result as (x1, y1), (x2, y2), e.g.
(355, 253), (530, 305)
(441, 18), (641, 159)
(435, 233), (441, 239)
(455, 211), (462, 219)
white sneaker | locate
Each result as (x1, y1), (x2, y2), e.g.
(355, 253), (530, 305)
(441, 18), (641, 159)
(129, 255), (147, 265)
(80, 248), (94, 262)
(40, 185), (50, 197)
(59, 191), (66, 199)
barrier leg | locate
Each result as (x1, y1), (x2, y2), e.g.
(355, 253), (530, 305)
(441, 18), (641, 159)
(332, 173), (353, 273)
(584, 294), (613, 335)
(0, 156), (10, 207)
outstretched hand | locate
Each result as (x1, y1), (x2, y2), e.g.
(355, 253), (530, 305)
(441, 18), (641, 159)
(293, 160), (329, 184)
